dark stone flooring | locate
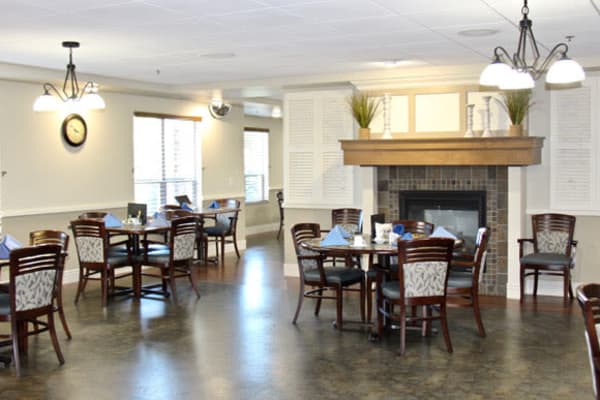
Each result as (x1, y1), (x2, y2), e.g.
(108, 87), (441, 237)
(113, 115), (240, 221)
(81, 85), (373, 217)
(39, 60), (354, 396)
(0, 233), (593, 399)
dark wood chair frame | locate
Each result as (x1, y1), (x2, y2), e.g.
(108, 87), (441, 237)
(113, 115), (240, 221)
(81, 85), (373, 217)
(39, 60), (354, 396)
(158, 208), (207, 262)
(276, 191), (284, 240)
(576, 283), (600, 400)
(0, 245), (65, 376)
(447, 227), (489, 337)
(29, 230), (72, 340)
(291, 223), (365, 329)
(204, 199), (241, 262)
(375, 237), (454, 355)
(518, 213), (577, 305)
(71, 219), (134, 307)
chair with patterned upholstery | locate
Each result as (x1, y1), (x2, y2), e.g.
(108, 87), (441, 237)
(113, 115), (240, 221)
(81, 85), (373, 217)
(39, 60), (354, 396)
(0, 245), (65, 376)
(577, 283), (600, 399)
(204, 199), (241, 262)
(29, 230), (72, 339)
(375, 238), (454, 355)
(447, 227), (489, 337)
(519, 213), (576, 305)
(70, 219), (134, 307)
(291, 223), (365, 329)
(142, 216), (200, 301)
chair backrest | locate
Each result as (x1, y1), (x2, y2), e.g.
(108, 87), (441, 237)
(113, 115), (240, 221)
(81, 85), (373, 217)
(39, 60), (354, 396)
(29, 230), (69, 251)
(290, 223), (323, 280)
(70, 219), (109, 265)
(370, 213), (386, 239)
(577, 283), (600, 398)
(213, 199), (241, 234)
(7, 244), (62, 313)
(162, 204), (183, 211)
(391, 220), (435, 238)
(169, 216), (198, 263)
(332, 208), (363, 234)
(79, 211), (108, 219)
(396, 238), (454, 300)
(532, 213), (576, 255)
(276, 191), (284, 220)
(472, 227), (490, 282)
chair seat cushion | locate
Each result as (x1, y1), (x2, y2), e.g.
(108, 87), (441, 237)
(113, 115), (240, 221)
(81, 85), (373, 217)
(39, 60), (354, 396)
(366, 268), (377, 279)
(448, 271), (474, 289)
(381, 281), (401, 299)
(145, 249), (171, 265)
(107, 253), (131, 266)
(204, 226), (228, 236)
(304, 267), (363, 285)
(521, 252), (572, 267)
(0, 293), (9, 315)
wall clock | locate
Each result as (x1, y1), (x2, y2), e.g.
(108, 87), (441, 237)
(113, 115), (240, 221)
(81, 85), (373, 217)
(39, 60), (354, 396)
(62, 113), (87, 147)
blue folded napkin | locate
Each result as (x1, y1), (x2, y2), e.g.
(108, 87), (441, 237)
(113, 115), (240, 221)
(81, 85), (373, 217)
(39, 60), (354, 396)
(103, 213), (123, 228)
(181, 202), (193, 211)
(148, 212), (170, 228)
(332, 224), (352, 239)
(402, 232), (413, 240)
(208, 200), (220, 209)
(393, 224), (405, 236)
(430, 226), (458, 240)
(320, 226), (349, 246)
(0, 234), (22, 259)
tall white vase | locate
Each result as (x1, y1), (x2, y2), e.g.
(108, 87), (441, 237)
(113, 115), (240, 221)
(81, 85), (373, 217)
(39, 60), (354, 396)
(482, 96), (492, 137)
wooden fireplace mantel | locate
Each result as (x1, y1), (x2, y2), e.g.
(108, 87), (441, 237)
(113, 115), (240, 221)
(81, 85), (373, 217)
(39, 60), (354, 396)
(340, 136), (544, 166)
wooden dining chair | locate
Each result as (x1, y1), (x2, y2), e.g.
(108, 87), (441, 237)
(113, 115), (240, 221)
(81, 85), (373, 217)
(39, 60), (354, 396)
(204, 199), (241, 262)
(375, 237), (454, 355)
(447, 227), (489, 337)
(29, 230), (72, 339)
(290, 223), (365, 329)
(70, 219), (134, 307)
(276, 191), (284, 240)
(142, 216), (200, 301)
(0, 245), (65, 376)
(519, 213), (576, 305)
(577, 283), (600, 400)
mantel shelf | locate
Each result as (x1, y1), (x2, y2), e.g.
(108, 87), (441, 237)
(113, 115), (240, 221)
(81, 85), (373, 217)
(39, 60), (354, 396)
(340, 136), (544, 167)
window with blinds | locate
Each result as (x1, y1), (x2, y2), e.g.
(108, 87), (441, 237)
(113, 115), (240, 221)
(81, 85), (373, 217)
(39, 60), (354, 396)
(133, 114), (202, 214)
(244, 128), (269, 202)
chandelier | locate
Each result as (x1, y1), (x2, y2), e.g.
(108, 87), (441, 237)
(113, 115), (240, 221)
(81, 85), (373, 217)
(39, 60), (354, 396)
(479, 0), (585, 90)
(33, 41), (105, 111)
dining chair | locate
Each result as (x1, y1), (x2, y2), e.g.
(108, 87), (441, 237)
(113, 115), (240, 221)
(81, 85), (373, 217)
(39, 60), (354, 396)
(276, 191), (284, 240)
(70, 219), (134, 307)
(0, 244), (65, 376)
(142, 216), (200, 301)
(519, 213), (576, 305)
(204, 199), (241, 262)
(290, 223), (365, 329)
(577, 283), (600, 400)
(331, 208), (363, 235)
(29, 230), (72, 339)
(447, 227), (489, 337)
(375, 237), (454, 355)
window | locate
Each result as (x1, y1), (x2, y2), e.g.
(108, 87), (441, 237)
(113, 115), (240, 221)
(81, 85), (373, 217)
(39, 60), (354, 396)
(244, 128), (269, 202)
(133, 113), (202, 214)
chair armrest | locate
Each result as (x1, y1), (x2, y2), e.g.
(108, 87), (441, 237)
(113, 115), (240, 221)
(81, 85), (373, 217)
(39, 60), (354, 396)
(572, 240), (578, 247)
(517, 238), (534, 258)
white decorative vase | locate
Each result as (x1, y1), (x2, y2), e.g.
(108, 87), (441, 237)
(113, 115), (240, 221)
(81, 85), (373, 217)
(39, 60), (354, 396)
(482, 96), (492, 137)
(464, 104), (475, 137)
(382, 93), (392, 139)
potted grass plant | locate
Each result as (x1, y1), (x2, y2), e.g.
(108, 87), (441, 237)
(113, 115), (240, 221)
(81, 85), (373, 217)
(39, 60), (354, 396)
(501, 90), (533, 136)
(348, 92), (381, 139)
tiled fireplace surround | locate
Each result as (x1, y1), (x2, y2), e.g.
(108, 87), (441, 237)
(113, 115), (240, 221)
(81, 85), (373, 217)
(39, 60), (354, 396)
(376, 166), (508, 296)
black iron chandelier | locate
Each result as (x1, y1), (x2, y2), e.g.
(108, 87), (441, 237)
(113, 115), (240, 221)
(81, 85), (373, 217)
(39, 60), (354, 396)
(479, 0), (585, 90)
(33, 41), (105, 111)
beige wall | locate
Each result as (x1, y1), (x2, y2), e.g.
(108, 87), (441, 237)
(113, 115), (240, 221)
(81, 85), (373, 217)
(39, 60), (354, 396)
(0, 79), (282, 280)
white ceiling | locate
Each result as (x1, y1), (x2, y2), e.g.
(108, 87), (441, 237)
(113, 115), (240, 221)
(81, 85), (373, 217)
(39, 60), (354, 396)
(1, 0), (599, 105)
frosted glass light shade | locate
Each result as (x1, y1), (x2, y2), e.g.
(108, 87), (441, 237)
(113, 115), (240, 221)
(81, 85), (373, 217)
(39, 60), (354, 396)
(81, 93), (106, 110)
(33, 93), (59, 111)
(546, 58), (586, 84)
(479, 61), (512, 86)
(499, 69), (534, 90)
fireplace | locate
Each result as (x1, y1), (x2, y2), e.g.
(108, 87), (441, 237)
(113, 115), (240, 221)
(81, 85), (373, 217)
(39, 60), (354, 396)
(377, 166), (507, 295)
(400, 190), (486, 250)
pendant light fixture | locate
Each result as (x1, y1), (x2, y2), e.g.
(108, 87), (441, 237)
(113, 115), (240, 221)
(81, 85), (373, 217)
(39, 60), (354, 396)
(33, 41), (105, 112)
(479, 0), (585, 90)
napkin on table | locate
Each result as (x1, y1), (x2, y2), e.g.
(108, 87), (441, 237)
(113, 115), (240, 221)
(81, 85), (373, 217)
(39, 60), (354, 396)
(208, 200), (220, 209)
(393, 224), (405, 236)
(0, 234), (22, 259)
(332, 224), (352, 239)
(430, 226), (458, 240)
(181, 202), (193, 211)
(320, 226), (349, 246)
(103, 213), (123, 228)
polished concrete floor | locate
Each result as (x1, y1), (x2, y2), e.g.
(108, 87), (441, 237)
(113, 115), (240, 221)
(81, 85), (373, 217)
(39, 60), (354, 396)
(0, 233), (594, 399)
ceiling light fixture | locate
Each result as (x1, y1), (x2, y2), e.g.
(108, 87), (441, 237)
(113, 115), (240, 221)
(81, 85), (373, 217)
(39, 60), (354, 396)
(208, 98), (231, 119)
(33, 41), (105, 112)
(479, 0), (585, 90)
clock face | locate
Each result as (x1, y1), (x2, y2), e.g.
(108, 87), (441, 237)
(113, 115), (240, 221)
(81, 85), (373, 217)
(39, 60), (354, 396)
(62, 114), (87, 146)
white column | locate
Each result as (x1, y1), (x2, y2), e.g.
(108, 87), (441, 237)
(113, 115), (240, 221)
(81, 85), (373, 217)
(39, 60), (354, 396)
(506, 166), (527, 299)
